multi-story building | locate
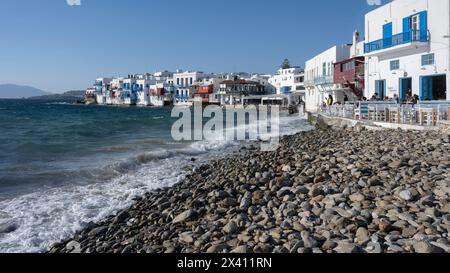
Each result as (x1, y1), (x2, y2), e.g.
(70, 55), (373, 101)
(121, 76), (138, 105)
(93, 77), (112, 105)
(333, 31), (366, 100)
(136, 76), (155, 106)
(304, 45), (352, 112)
(364, 0), (449, 101)
(191, 75), (225, 104)
(153, 71), (173, 82)
(173, 70), (206, 105)
(218, 77), (266, 105)
(268, 67), (305, 95)
(251, 74), (276, 95)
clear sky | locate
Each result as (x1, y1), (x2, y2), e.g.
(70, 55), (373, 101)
(0, 0), (389, 93)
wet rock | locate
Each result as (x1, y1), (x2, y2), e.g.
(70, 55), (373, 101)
(88, 226), (107, 237)
(113, 211), (130, 224)
(66, 241), (81, 253)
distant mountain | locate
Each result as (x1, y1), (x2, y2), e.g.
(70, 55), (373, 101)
(28, 90), (85, 101)
(0, 84), (50, 99)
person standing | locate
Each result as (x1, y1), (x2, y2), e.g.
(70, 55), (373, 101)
(327, 95), (334, 106)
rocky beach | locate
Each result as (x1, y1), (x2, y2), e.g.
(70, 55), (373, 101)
(50, 127), (450, 254)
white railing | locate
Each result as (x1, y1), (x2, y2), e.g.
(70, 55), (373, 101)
(320, 101), (450, 127)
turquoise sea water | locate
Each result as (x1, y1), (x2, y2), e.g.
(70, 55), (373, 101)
(0, 99), (313, 252)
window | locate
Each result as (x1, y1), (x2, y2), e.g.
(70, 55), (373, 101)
(342, 61), (355, 71)
(322, 63), (327, 76)
(390, 60), (400, 70)
(421, 53), (435, 66)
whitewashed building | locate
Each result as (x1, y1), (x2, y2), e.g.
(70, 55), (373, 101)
(107, 77), (124, 105)
(364, 0), (449, 101)
(304, 45), (352, 112)
(269, 67), (305, 95)
(93, 77), (112, 105)
(173, 70), (206, 106)
(121, 76), (138, 105)
(136, 77), (155, 106)
(153, 71), (173, 82)
(251, 74), (276, 94)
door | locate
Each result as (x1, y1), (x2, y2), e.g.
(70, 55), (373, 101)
(399, 78), (412, 101)
(420, 76), (433, 101)
(375, 80), (386, 99)
(383, 23), (393, 47)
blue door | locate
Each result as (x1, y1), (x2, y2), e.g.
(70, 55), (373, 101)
(399, 78), (412, 101)
(383, 23), (393, 48)
(420, 76), (433, 101)
(375, 80), (386, 99)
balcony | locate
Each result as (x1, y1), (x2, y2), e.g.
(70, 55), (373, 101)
(305, 75), (334, 87)
(364, 29), (429, 55)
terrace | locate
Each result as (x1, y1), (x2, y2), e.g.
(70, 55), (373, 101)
(319, 100), (450, 128)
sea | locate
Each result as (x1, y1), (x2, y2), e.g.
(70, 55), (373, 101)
(0, 99), (313, 252)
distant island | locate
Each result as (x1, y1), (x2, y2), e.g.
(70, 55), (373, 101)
(28, 90), (85, 101)
(0, 84), (50, 99)
(0, 84), (85, 102)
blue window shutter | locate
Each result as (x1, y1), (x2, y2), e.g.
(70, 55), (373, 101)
(403, 17), (410, 32)
(383, 23), (392, 38)
(403, 17), (411, 42)
(419, 11), (428, 41)
(383, 23), (393, 47)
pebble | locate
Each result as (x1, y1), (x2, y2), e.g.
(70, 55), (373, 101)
(399, 190), (413, 201)
(414, 241), (445, 253)
(49, 128), (450, 254)
(223, 221), (239, 234)
(172, 209), (196, 224)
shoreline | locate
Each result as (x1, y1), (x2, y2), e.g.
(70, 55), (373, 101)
(49, 126), (450, 254)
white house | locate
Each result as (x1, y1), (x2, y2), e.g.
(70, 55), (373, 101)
(364, 0), (450, 101)
(153, 71), (173, 82)
(269, 67), (305, 95)
(251, 74), (276, 94)
(173, 70), (206, 105)
(94, 77), (112, 105)
(304, 45), (351, 112)
(136, 77), (155, 106)
(121, 76), (138, 105)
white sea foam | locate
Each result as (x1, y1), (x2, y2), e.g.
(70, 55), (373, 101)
(0, 113), (312, 253)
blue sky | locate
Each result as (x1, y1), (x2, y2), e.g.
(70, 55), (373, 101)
(0, 0), (389, 93)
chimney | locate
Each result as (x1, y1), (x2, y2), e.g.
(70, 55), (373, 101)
(351, 30), (360, 57)
(353, 30), (360, 45)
